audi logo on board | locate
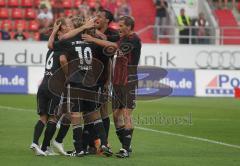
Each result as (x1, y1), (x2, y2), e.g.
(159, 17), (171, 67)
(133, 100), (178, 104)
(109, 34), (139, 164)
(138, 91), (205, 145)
(195, 51), (240, 69)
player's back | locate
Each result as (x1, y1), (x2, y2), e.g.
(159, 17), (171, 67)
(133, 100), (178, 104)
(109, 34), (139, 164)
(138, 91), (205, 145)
(41, 49), (62, 86)
(54, 36), (104, 87)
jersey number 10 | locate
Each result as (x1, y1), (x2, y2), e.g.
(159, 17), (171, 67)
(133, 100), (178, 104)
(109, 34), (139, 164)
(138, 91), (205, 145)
(75, 46), (93, 65)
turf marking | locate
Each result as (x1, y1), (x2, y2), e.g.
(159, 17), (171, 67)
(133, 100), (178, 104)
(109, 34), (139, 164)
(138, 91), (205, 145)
(134, 126), (240, 150)
(0, 105), (240, 150)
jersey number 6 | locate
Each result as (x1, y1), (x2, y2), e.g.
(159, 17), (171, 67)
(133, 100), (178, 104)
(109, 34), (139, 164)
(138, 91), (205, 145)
(46, 51), (54, 70)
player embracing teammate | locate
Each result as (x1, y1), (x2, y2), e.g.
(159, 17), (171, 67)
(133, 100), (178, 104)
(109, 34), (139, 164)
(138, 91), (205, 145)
(83, 15), (141, 158)
(30, 9), (141, 159)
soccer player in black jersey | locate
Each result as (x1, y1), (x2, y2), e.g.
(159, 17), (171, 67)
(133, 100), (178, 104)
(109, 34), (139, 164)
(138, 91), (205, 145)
(94, 8), (120, 140)
(30, 18), (71, 156)
(41, 17), (77, 156)
(82, 16), (142, 158)
(81, 9), (120, 154)
(50, 17), (97, 156)
(53, 22), (113, 157)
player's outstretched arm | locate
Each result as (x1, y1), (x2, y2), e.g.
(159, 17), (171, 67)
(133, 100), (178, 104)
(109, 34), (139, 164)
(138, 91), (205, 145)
(48, 22), (61, 49)
(82, 34), (118, 49)
(95, 30), (107, 40)
(59, 18), (95, 40)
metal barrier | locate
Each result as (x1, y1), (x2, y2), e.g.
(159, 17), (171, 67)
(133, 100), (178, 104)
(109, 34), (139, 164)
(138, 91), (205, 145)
(136, 25), (240, 45)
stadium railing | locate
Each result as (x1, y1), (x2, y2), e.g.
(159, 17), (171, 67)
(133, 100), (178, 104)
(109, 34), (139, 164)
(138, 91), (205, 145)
(137, 25), (240, 45)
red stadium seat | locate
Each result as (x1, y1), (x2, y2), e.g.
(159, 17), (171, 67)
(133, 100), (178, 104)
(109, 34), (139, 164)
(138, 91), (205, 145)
(89, 2), (95, 8)
(14, 20), (27, 30)
(28, 20), (39, 31)
(88, 0), (96, 7)
(74, 0), (81, 8)
(0, 0), (6, 7)
(8, 0), (19, 7)
(0, 8), (9, 19)
(237, 2), (240, 12)
(21, 0), (33, 7)
(11, 8), (24, 19)
(64, 9), (72, 16)
(63, 0), (72, 8)
(101, 0), (107, 7)
(116, 0), (122, 6)
(34, 0), (41, 7)
(25, 8), (36, 19)
(1, 20), (12, 30)
(50, 0), (56, 7)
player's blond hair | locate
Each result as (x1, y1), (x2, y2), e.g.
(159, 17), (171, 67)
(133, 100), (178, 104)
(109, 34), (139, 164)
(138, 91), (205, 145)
(71, 16), (85, 28)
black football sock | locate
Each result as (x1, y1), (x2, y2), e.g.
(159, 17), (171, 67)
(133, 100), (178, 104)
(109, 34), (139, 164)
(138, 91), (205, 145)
(33, 120), (45, 145)
(88, 124), (97, 148)
(116, 126), (125, 145)
(73, 125), (83, 153)
(82, 123), (96, 149)
(82, 124), (91, 150)
(55, 124), (70, 143)
(122, 128), (134, 151)
(93, 119), (108, 146)
(41, 121), (57, 151)
(89, 124), (97, 148)
(103, 117), (110, 139)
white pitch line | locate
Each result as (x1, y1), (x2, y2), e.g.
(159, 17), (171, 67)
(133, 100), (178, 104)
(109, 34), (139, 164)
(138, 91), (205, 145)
(134, 126), (240, 150)
(0, 105), (35, 112)
(1, 105), (240, 150)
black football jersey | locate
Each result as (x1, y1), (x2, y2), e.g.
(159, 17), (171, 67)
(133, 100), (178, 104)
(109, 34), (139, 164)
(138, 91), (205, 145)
(97, 28), (120, 84)
(44, 50), (62, 76)
(53, 36), (103, 87)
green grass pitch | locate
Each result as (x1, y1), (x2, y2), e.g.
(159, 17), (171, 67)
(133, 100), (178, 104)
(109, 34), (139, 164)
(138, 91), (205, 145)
(0, 94), (240, 166)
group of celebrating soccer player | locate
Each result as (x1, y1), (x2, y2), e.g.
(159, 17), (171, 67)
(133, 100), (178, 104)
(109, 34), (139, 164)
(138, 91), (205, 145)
(30, 8), (141, 158)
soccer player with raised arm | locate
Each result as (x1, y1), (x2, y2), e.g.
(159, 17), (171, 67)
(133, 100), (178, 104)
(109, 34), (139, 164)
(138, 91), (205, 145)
(30, 18), (72, 156)
(53, 19), (113, 157)
(82, 16), (142, 158)
(82, 9), (120, 154)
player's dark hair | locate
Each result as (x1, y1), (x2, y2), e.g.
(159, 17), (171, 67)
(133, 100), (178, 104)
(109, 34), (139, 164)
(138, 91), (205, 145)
(119, 16), (135, 30)
(100, 9), (114, 24)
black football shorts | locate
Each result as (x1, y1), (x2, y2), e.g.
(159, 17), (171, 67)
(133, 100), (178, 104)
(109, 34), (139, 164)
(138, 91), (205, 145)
(37, 83), (61, 116)
(112, 84), (136, 110)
